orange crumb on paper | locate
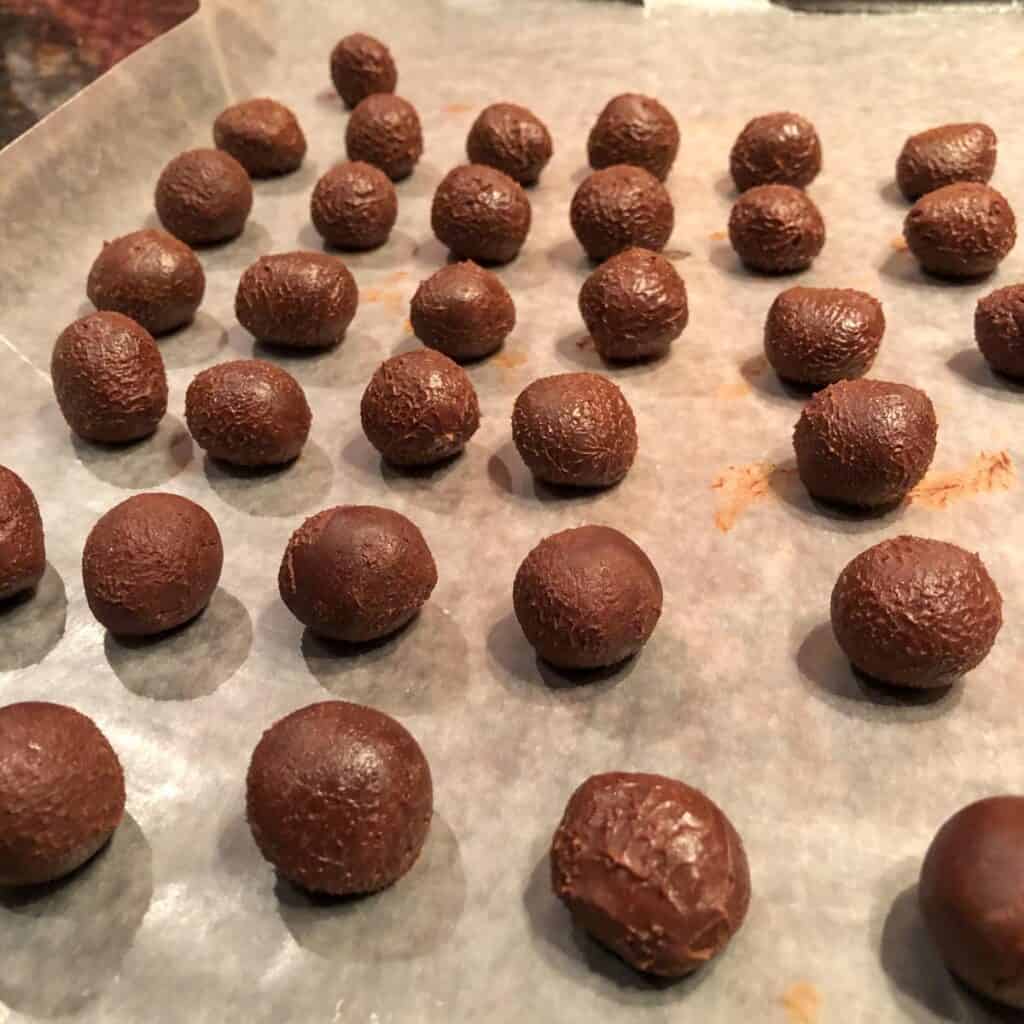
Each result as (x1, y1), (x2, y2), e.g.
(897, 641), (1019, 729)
(442, 102), (473, 114)
(782, 981), (821, 1024)
(492, 350), (527, 370)
(403, 318), (413, 334)
(716, 379), (752, 400)
(711, 461), (777, 532)
(890, 236), (908, 252)
(383, 270), (409, 285)
(363, 288), (405, 314)
(708, 230), (727, 241)
(909, 450), (1015, 509)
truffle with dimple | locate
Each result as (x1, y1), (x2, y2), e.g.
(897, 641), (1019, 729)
(213, 97), (306, 178)
(0, 702), (125, 887)
(155, 148), (253, 246)
(550, 772), (751, 977)
(0, 467), (45, 601)
(729, 184), (825, 273)
(330, 33), (397, 109)
(793, 378), (937, 508)
(279, 505), (437, 644)
(896, 123), (997, 202)
(729, 112), (822, 193)
(513, 525), (661, 670)
(82, 493), (223, 637)
(976, 284), (1024, 378)
(831, 535), (1001, 688)
(587, 93), (679, 182)
(345, 94), (422, 182)
(467, 103), (553, 186)
(311, 161), (397, 250)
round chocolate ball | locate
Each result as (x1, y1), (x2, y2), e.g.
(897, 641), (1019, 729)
(236, 252), (358, 350)
(587, 94), (680, 182)
(513, 525), (662, 670)
(410, 261), (515, 362)
(551, 772), (751, 977)
(578, 247), (687, 361)
(0, 702), (125, 887)
(570, 165), (674, 263)
(51, 311), (168, 444)
(154, 148), (253, 246)
(82, 493), (223, 637)
(466, 102), (553, 186)
(896, 122), (997, 202)
(512, 373), (637, 488)
(729, 112), (822, 193)
(0, 467), (45, 601)
(247, 701), (431, 896)
(185, 359), (311, 467)
(329, 33), (397, 109)
(279, 506), (437, 644)
(345, 94), (422, 182)
(976, 284), (1024, 378)
(904, 182), (1016, 279)
(764, 287), (884, 388)
(213, 97), (306, 178)
(793, 378), (937, 508)
(86, 228), (205, 336)
(728, 184), (825, 274)
(310, 161), (398, 250)
(431, 164), (532, 264)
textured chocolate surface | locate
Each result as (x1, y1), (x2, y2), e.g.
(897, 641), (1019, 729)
(976, 283), (1024, 378)
(896, 123), (997, 202)
(311, 161), (397, 250)
(728, 184), (825, 274)
(587, 93), (679, 182)
(729, 112), (821, 193)
(466, 102), (553, 186)
(0, 467), (45, 602)
(213, 97), (306, 178)
(329, 33), (397, 109)
(345, 94), (422, 182)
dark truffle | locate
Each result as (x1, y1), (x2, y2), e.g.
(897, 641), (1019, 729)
(329, 33), (397, 109)
(247, 701), (431, 896)
(213, 97), (306, 178)
(764, 287), (884, 388)
(310, 161), (398, 250)
(155, 148), (253, 246)
(550, 772), (751, 977)
(578, 246), (687, 361)
(51, 311), (168, 443)
(0, 467), (45, 601)
(793, 378), (937, 508)
(896, 123), (997, 202)
(976, 284), (1024, 378)
(587, 94), (679, 182)
(904, 182), (1016, 279)
(513, 525), (662, 670)
(86, 228), (205, 336)
(570, 165), (674, 263)
(512, 373), (637, 488)
(728, 184), (825, 274)
(410, 261), (515, 361)
(82, 493), (223, 637)
(185, 359), (312, 467)
(0, 702), (124, 887)
(360, 350), (480, 467)
(279, 505), (437, 644)
(729, 112), (822, 193)
(235, 252), (358, 350)
(466, 102), (553, 186)
(345, 94), (422, 182)
(431, 164), (532, 264)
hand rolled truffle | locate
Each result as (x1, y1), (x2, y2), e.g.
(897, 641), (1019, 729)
(976, 283), (1024, 378)
(550, 772), (751, 977)
(728, 184), (825, 274)
(310, 161), (398, 250)
(213, 97), (306, 178)
(467, 102), (553, 186)
(345, 94), (422, 181)
(587, 93), (680, 182)
(155, 148), (253, 246)
(330, 32), (397, 108)
(0, 466), (45, 601)
(729, 112), (822, 193)
(896, 122), (997, 202)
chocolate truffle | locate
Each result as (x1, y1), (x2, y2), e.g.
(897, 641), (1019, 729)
(0, 702), (124, 887)
(235, 252), (358, 350)
(51, 311), (167, 443)
(976, 284), (1024, 378)
(512, 373), (637, 488)
(345, 94), (422, 182)
(513, 525), (661, 670)
(410, 261), (515, 361)
(279, 506), (437, 644)
(213, 97), (306, 178)
(431, 164), (531, 264)
(764, 287), (884, 388)
(82, 493), (223, 637)
(310, 161), (398, 250)
(361, 350), (480, 467)
(550, 772), (751, 977)
(728, 184), (825, 274)
(154, 148), (253, 246)
(570, 165), (674, 263)
(329, 33), (397, 109)
(587, 94), (679, 182)
(247, 701), (431, 896)
(896, 123), (997, 202)
(185, 360), (311, 467)
(86, 228), (205, 336)
(920, 796), (1024, 1008)
(793, 378), (937, 508)
(904, 183), (1016, 279)
(729, 112), (822, 193)
(578, 247), (687, 361)
(466, 102), (553, 186)
(0, 467), (45, 601)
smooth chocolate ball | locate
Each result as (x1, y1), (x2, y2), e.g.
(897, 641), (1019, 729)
(51, 311), (167, 444)
(578, 247), (687, 361)
(587, 94), (680, 182)
(728, 184), (825, 274)
(513, 525), (662, 670)
(896, 123), (997, 202)
(729, 112), (822, 193)
(236, 252), (358, 350)
(155, 148), (253, 246)
(831, 536), (1002, 688)
(310, 161), (398, 250)
(279, 506), (437, 644)
(329, 33), (397, 109)
(431, 164), (531, 264)
(82, 493), (223, 637)
(976, 284), (1024, 378)
(512, 373), (637, 488)
(793, 378), (937, 508)
(466, 102), (553, 186)
(0, 467), (45, 601)
(86, 228), (205, 336)
(345, 94), (422, 182)
(247, 701), (431, 896)
(213, 97), (306, 178)
(551, 772), (751, 977)
(0, 702), (125, 887)
(185, 359), (311, 467)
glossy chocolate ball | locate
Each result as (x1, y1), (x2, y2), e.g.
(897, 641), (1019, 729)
(330, 33), (397, 109)
(976, 284), (1024, 378)
(0, 467), (45, 601)
(729, 112), (822, 192)
(155, 148), (253, 246)
(466, 102), (553, 186)
(587, 94), (680, 181)
(213, 97), (306, 178)
(310, 161), (397, 250)
(728, 184), (825, 274)
(345, 94), (422, 182)
(896, 123), (997, 202)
